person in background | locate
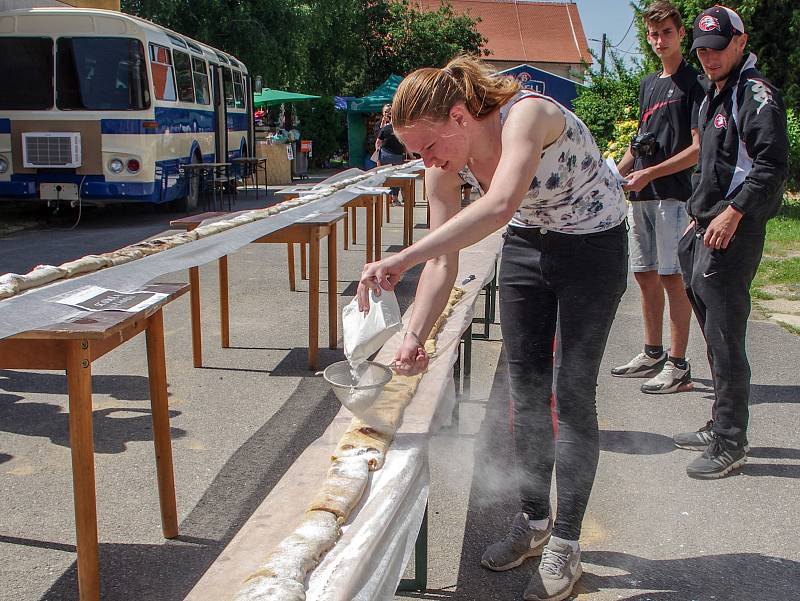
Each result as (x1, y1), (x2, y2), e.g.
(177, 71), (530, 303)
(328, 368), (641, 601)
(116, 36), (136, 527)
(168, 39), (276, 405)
(375, 105), (407, 204)
(358, 55), (628, 601)
(611, 1), (702, 394)
(673, 5), (788, 478)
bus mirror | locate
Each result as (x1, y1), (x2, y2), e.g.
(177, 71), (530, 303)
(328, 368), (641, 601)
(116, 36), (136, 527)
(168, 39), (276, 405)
(254, 75), (263, 94)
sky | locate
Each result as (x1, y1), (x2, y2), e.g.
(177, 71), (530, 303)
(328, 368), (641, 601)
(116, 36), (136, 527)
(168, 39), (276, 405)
(571, 0), (643, 68)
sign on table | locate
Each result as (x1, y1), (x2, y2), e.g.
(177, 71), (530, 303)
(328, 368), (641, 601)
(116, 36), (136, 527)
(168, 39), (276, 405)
(52, 286), (168, 313)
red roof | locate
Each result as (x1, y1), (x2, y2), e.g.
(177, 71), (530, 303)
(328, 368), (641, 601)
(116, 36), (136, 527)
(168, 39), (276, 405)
(414, 0), (592, 65)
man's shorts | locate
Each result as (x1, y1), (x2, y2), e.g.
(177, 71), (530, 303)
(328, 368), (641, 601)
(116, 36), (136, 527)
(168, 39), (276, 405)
(629, 199), (690, 275)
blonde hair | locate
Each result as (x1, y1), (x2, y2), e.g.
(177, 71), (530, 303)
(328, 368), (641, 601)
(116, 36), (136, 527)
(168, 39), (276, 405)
(392, 54), (520, 128)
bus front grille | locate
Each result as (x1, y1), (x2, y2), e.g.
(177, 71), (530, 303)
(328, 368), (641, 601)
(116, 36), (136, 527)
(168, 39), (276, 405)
(22, 132), (83, 168)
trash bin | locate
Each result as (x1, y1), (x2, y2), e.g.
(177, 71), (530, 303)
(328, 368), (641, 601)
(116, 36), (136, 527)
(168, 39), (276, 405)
(292, 140), (312, 179)
(292, 140), (311, 179)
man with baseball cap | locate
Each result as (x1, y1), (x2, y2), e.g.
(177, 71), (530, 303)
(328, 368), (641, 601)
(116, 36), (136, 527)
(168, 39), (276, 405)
(673, 5), (789, 478)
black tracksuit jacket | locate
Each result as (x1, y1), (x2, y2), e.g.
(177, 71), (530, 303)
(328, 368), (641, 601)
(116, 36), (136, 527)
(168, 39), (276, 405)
(689, 53), (789, 233)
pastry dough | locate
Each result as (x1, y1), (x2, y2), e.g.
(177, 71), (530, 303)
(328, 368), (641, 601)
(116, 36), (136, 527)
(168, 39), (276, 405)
(17, 265), (66, 291)
(308, 456), (370, 519)
(61, 255), (112, 277)
(233, 575), (306, 601)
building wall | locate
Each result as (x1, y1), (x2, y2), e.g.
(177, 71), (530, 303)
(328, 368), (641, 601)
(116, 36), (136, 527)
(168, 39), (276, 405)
(487, 60), (586, 83)
(0, 0), (119, 10)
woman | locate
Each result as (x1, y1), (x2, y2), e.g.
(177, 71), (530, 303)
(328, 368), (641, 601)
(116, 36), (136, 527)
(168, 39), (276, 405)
(375, 104), (407, 204)
(357, 56), (627, 601)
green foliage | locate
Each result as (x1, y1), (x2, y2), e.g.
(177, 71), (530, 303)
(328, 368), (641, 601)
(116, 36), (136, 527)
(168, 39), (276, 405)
(786, 109), (800, 191)
(572, 54), (641, 150)
(603, 117), (638, 163)
(364, 0), (487, 91)
(294, 96), (346, 167)
(633, 1), (800, 111)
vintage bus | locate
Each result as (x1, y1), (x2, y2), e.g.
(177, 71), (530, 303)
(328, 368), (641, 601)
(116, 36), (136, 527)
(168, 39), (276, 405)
(0, 7), (255, 210)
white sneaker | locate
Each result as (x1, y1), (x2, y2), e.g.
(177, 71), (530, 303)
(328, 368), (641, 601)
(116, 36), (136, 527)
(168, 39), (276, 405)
(641, 360), (693, 394)
(610, 351), (667, 378)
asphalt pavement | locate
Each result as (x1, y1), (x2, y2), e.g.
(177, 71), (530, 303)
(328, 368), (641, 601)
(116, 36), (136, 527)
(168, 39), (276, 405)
(1, 183), (798, 601)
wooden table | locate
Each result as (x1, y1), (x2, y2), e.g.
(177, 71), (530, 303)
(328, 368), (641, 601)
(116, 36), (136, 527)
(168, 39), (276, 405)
(384, 173), (421, 247)
(170, 212), (345, 370)
(0, 283), (187, 601)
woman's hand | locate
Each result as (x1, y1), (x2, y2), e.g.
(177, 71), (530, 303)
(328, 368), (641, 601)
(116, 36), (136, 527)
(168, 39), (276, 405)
(392, 332), (429, 376)
(357, 253), (408, 312)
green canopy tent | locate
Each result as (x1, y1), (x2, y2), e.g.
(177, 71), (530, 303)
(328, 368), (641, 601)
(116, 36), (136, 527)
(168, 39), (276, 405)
(253, 88), (321, 107)
(339, 75), (403, 168)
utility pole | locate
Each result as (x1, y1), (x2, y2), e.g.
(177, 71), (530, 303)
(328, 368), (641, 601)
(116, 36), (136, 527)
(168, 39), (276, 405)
(600, 33), (607, 79)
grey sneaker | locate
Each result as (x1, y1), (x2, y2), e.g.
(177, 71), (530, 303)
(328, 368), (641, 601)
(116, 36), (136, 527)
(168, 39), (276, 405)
(611, 351), (667, 378)
(674, 420), (750, 452)
(481, 512), (552, 571)
(641, 360), (693, 394)
(686, 435), (747, 479)
(523, 539), (583, 601)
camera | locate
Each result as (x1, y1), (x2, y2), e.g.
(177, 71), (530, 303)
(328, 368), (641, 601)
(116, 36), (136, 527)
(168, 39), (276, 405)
(630, 131), (659, 158)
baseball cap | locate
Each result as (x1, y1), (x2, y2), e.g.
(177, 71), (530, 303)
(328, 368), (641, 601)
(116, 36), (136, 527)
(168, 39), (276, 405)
(691, 5), (745, 51)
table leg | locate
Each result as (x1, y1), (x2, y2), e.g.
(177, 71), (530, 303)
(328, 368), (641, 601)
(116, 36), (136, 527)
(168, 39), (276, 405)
(351, 206), (357, 245)
(404, 187), (413, 247)
(300, 242), (307, 281)
(218, 256), (230, 348)
(342, 208), (349, 250)
(287, 243), (296, 291)
(328, 226), (337, 349)
(374, 195), (382, 261)
(145, 310), (179, 539)
(65, 340), (99, 601)
(366, 200), (374, 263)
(309, 233), (320, 370)
(189, 266), (203, 368)
(385, 194), (391, 223)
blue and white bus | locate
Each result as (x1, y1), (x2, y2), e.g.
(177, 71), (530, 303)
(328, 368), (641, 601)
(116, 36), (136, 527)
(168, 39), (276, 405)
(0, 7), (255, 210)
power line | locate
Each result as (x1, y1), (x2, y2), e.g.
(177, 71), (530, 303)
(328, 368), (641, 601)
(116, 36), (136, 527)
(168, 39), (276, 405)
(609, 16), (636, 48)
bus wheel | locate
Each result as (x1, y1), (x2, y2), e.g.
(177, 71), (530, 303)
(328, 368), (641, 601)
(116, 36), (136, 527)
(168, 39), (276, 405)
(175, 153), (202, 212)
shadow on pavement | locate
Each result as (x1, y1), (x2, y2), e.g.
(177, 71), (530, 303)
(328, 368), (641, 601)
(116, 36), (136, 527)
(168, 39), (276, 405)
(32, 375), (341, 601)
(1, 369), (152, 400)
(0, 393), (185, 454)
(693, 378), (800, 405)
(577, 550), (799, 600)
(599, 430), (676, 455)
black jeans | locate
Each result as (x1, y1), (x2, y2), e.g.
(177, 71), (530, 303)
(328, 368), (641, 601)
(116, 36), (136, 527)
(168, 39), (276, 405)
(499, 222), (628, 540)
(678, 225), (765, 444)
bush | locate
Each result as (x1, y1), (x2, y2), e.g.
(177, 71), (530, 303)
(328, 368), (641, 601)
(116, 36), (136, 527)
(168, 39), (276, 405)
(787, 108), (800, 192)
(602, 116), (638, 163)
(572, 55), (641, 150)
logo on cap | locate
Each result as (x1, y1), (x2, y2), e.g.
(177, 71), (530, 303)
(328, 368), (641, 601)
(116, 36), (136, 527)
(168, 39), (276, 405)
(714, 114), (728, 129)
(699, 15), (721, 31)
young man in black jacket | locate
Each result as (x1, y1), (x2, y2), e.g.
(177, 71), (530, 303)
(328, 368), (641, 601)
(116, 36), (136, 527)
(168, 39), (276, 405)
(612, 1), (702, 394)
(673, 5), (789, 479)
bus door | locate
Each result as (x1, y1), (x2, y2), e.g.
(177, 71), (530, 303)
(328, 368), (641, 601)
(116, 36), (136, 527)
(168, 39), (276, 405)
(211, 63), (227, 163)
(246, 75), (255, 158)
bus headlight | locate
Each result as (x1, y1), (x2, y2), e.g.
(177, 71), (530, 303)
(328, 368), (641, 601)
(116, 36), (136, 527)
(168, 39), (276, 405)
(108, 158), (124, 174)
(0, 156), (8, 174)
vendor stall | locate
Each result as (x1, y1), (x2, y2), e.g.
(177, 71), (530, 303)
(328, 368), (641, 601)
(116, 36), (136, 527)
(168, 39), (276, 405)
(253, 88), (320, 185)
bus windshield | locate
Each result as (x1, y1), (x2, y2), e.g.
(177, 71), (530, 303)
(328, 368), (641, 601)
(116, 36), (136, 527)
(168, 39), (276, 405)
(0, 38), (54, 110)
(57, 37), (150, 111)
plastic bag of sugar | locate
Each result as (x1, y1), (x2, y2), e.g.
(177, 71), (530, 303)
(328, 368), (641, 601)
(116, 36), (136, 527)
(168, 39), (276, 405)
(342, 289), (402, 370)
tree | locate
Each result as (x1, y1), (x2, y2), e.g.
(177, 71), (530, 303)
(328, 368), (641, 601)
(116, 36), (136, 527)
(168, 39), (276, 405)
(364, 0), (487, 91)
(633, 1), (800, 111)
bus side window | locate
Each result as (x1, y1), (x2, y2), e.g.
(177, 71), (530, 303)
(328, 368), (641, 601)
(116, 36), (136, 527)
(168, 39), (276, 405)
(232, 70), (244, 109)
(192, 56), (210, 105)
(149, 43), (176, 101)
(173, 49), (194, 103)
(222, 67), (235, 109)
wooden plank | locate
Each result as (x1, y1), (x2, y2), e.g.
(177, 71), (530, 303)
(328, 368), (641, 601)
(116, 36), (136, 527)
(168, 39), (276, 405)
(219, 257), (230, 348)
(0, 339), (66, 370)
(189, 268), (203, 368)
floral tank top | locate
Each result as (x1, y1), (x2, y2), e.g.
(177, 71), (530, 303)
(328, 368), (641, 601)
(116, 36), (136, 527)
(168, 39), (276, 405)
(459, 91), (626, 233)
